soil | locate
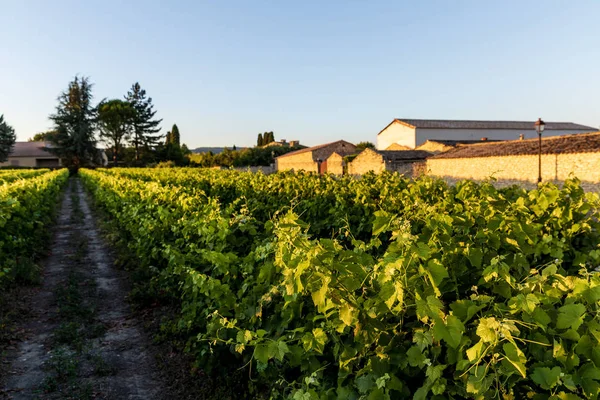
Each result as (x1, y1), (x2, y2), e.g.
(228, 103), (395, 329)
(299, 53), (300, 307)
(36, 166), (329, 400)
(0, 178), (166, 399)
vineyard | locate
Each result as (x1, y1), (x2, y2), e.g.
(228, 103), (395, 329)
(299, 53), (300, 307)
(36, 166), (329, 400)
(0, 169), (68, 287)
(76, 167), (600, 399)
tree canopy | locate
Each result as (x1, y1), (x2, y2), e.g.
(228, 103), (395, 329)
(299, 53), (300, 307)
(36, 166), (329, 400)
(356, 141), (375, 151)
(0, 115), (16, 163)
(48, 76), (100, 171)
(125, 82), (163, 162)
(97, 99), (136, 166)
(28, 130), (56, 142)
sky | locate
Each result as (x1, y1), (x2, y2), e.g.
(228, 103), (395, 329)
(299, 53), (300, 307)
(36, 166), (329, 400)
(1, 1), (599, 148)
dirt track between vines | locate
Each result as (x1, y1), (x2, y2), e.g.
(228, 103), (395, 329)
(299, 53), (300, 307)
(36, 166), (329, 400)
(0, 178), (164, 399)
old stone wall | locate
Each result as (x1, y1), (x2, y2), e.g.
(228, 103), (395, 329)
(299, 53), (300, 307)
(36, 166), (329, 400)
(348, 149), (385, 175)
(427, 152), (600, 189)
(276, 151), (318, 172)
(326, 153), (344, 175)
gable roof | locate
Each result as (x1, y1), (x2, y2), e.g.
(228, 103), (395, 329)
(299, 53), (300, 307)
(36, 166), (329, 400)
(9, 142), (57, 158)
(276, 140), (355, 159)
(431, 131), (600, 159)
(377, 149), (431, 161)
(379, 119), (596, 134)
(385, 143), (412, 150)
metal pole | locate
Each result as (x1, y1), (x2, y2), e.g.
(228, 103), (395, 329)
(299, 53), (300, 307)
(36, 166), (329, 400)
(538, 133), (542, 183)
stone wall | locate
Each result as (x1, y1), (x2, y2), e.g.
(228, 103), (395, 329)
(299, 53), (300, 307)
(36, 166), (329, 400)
(276, 151), (318, 172)
(427, 152), (600, 190)
(326, 152), (344, 175)
(276, 141), (356, 173)
(348, 149), (385, 175)
(348, 149), (426, 178)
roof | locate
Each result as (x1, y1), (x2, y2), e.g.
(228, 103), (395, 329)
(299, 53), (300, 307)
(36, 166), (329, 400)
(385, 143), (412, 150)
(421, 139), (503, 146)
(9, 141), (57, 158)
(377, 149), (431, 161)
(379, 119), (596, 134)
(276, 140), (355, 159)
(431, 131), (600, 159)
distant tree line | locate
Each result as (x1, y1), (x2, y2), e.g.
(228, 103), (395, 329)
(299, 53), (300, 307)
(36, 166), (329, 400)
(40, 75), (190, 171)
(190, 144), (304, 168)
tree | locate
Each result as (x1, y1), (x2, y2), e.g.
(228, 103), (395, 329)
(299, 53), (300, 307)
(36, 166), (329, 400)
(97, 99), (135, 166)
(125, 82), (163, 162)
(356, 141), (375, 151)
(48, 76), (99, 171)
(263, 131), (275, 145)
(169, 124), (180, 145)
(28, 130), (56, 142)
(0, 115), (16, 163)
(257, 133), (264, 147)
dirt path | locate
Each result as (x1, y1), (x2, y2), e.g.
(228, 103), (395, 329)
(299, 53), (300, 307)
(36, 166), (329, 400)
(1, 178), (165, 399)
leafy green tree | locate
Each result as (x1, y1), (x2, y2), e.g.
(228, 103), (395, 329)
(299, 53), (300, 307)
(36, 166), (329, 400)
(257, 133), (264, 147)
(356, 141), (375, 151)
(125, 82), (163, 162)
(97, 99), (136, 166)
(48, 76), (99, 171)
(0, 115), (16, 163)
(28, 130), (56, 142)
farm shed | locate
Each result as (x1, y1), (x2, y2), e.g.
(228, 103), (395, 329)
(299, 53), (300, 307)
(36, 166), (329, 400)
(377, 118), (596, 150)
(427, 131), (600, 186)
(275, 140), (356, 173)
(0, 141), (60, 168)
(348, 148), (430, 177)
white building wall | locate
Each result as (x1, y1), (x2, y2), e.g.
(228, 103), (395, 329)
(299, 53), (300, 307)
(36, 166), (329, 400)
(377, 122), (416, 150)
(414, 128), (594, 147)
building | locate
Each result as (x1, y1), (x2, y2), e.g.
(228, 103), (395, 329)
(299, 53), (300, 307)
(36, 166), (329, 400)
(0, 142), (60, 168)
(263, 139), (301, 148)
(427, 131), (600, 187)
(276, 140), (356, 173)
(348, 148), (430, 177)
(416, 139), (502, 154)
(377, 119), (596, 150)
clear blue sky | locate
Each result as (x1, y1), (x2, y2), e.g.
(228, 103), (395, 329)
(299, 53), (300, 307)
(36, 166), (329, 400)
(1, 1), (599, 148)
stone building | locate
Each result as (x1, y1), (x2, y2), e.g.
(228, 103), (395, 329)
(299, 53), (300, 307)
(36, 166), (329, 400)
(275, 140), (356, 173)
(348, 148), (430, 177)
(0, 142), (60, 168)
(377, 119), (596, 150)
(427, 131), (600, 187)
(325, 152), (344, 175)
(416, 139), (501, 154)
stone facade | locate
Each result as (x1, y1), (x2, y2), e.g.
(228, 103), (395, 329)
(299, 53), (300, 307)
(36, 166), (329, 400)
(348, 148), (428, 178)
(427, 152), (600, 189)
(326, 152), (344, 175)
(276, 140), (356, 173)
(348, 148), (386, 175)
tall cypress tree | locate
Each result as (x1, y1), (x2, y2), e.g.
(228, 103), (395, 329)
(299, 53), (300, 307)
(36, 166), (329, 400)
(125, 82), (163, 162)
(0, 115), (16, 163)
(48, 76), (99, 171)
(257, 133), (264, 147)
(170, 124), (180, 145)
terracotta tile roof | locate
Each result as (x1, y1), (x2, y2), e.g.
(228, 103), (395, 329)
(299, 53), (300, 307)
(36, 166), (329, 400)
(376, 150), (431, 161)
(383, 119), (595, 132)
(431, 131), (600, 159)
(9, 142), (57, 158)
(276, 140), (355, 159)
